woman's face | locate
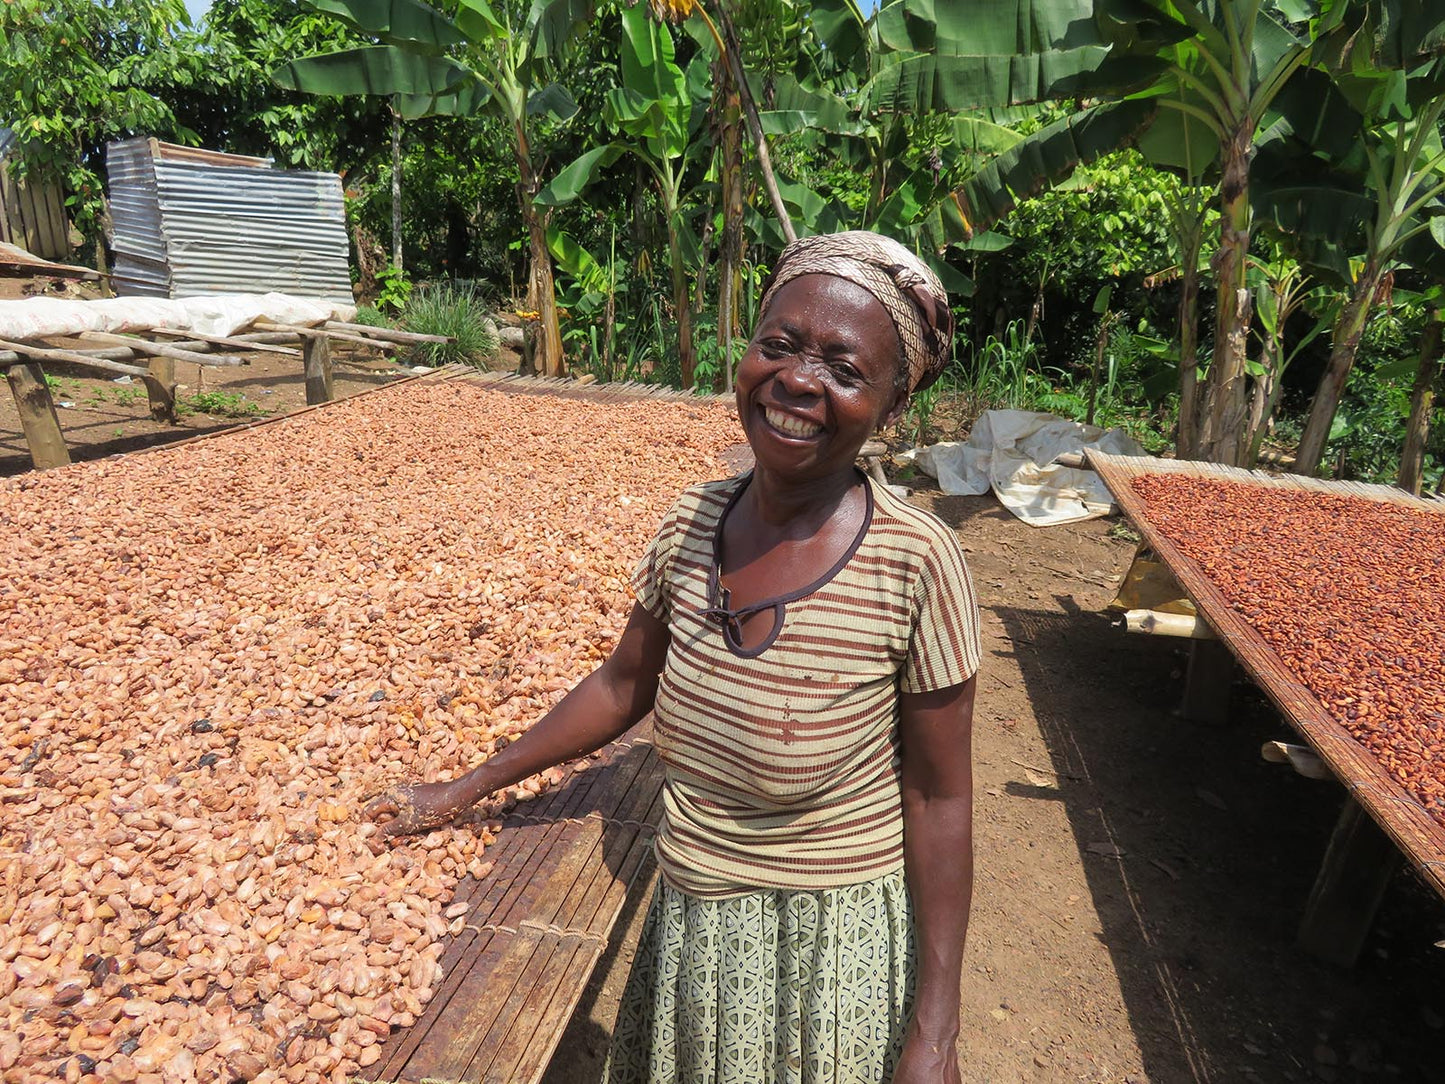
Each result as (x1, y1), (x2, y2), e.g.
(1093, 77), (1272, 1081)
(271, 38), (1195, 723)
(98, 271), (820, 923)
(735, 274), (907, 483)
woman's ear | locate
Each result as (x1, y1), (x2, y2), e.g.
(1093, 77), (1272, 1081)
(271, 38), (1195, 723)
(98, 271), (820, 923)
(880, 389), (909, 432)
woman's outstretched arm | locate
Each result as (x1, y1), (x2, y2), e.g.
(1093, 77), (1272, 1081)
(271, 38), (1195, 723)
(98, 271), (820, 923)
(365, 602), (671, 836)
(893, 675), (977, 1084)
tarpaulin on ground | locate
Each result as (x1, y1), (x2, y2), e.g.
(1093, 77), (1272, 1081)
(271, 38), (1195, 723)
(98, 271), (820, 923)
(901, 409), (1149, 527)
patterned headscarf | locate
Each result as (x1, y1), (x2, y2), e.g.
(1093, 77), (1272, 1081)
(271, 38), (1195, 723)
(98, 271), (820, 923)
(759, 231), (955, 392)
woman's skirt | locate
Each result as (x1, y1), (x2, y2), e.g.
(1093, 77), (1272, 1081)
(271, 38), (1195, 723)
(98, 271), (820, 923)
(603, 870), (915, 1084)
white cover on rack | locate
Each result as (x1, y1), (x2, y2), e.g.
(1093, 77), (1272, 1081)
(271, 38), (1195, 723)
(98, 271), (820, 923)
(901, 409), (1149, 527)
(0, 293), (356, 341)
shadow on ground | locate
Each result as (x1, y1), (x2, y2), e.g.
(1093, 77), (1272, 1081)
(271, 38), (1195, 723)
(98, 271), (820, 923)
(994, 598), (1443, 1083)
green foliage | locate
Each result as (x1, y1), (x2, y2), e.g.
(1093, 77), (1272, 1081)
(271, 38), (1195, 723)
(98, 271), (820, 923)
(112, 387), (145, 407)
(375, 263), (414, 314)
(350, 304), (392, 327)
(182, 0), (387, 171)
(0, 0), (204, 238)
(399, 282), (499, 368)
(1318, 300), (1445, 482)
(179, 391), (270, 418)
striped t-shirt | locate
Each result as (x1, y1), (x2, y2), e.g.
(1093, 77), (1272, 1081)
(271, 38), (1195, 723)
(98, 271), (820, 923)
(631, 472), (981, 898)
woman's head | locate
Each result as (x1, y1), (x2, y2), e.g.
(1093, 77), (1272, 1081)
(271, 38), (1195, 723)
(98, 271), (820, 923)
(757, 231), (954, 395)
(734, 232), (953, 483)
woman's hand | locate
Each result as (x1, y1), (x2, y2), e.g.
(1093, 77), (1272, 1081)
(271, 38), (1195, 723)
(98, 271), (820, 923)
(364, 780), (471, 837)
(891, 1029), (961, 1084)
(361, 602), (671, 842)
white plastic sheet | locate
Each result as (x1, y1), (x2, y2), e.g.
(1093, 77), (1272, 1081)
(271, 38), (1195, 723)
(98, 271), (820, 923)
(0, 293), (356, 342)
(901, 409), (1149, 527)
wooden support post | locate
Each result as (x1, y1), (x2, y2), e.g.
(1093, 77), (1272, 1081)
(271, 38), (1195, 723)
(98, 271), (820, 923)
(1181, 638), (1233, 725)
(304, 334), (334, 405)
(5, 362), (71, 470)
(145, 356), (176, 423)
(1297, 797), (1400, 967)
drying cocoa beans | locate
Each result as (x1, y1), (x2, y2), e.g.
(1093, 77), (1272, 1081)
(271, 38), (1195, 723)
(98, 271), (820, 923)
(0, 384), (740, 1084)
(1130, 475), (1445, 824)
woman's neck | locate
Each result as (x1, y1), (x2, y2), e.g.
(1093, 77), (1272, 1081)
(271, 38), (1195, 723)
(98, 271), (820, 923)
(745, 466), (861, 532)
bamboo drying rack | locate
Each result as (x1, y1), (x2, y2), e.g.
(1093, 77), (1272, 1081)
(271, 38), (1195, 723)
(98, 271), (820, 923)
(368, 726), (664, 1084)
(1087, 451), (1445, 904)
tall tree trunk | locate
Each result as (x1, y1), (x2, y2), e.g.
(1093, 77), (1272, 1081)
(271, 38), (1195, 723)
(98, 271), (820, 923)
(714, 2), (796, 245)
(1397, 305), (1443, 494)
(669, 221), (697, 388)
(1198, 122), (1254, 465)
(1245, 342), (1279, 468)
(390, 97), (403, 273)
(717, 63), (745, 393)
(513, 123), (563, 377)
(1174, 200), (1205, 459)
(1295, 263), (1383, 476)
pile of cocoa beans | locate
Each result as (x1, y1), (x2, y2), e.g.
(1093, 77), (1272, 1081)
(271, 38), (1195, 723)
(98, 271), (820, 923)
(1130, 475), (1445, 824)
(0, 384), (741, 1084)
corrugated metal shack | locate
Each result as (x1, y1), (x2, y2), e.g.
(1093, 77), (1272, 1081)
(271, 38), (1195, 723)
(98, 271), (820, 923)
(106, 138), (352, 302)
(0, 128), (72, 262)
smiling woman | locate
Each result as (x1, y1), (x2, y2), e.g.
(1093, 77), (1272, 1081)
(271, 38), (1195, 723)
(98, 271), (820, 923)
(370, 231), (979, 1084)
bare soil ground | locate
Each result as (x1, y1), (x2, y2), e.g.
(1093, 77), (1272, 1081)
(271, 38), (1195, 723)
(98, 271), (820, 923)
(545, 490), (1445, 1084)
(5, 276), (1442, 1083)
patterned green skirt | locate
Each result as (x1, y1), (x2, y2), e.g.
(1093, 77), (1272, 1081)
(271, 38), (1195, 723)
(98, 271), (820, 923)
(603, 870), (915, 1084)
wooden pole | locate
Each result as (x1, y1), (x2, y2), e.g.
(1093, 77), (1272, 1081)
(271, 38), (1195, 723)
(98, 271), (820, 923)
(1181, 639), (1233, 725)
(253, 321), (396, 351)
(150, 328), (302, 357)
(145, 356), (176, 423)
(78, 331), (245, 367)
(0, 338), (150, 379)
(5, 361), (70, 470)
(1124, 608), (1217, 640)
(324, 320), (452, 345)
(1297, 797), (1400, 967)
(304, 335), (334, 405)
(0, 331), (300, 368)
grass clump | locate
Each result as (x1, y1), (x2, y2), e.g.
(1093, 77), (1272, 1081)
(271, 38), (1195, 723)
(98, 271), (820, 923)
(400, 282), (498, 369)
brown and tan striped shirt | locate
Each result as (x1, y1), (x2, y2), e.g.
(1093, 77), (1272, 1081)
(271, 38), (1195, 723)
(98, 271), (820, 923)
(632, 473), (981, 898)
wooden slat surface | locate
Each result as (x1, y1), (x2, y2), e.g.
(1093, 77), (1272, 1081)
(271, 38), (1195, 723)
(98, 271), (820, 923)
(369, 723), (664, 1084)
(1086, 451), (1445, 903)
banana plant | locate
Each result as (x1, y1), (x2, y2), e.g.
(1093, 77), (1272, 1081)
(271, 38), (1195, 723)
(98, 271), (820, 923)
(1241, 247), (1330, 467)
(272, 0), (590, 377)
(1256, 59), (1445, 476)
(746, 0), (1179, 293)
(956, 1), (1445, 468)
(537, 6), (710, 386)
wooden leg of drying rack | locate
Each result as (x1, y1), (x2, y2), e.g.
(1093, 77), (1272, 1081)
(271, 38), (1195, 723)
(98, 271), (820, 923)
(1181, 639), (1233, 725)
(144, 356), (176, 423)
(1297, 797), (1399, 967)
(304, 334), (334, 405)
(6, 361), (71, 470)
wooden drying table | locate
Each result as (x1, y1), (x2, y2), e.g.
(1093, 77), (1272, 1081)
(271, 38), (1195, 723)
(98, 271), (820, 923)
(0, 320), (445, 471)
(368, 724), (664, 1084)
(1087, 450), (1445, 965)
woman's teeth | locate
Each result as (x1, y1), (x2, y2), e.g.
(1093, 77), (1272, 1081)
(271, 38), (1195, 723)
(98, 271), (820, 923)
(763, 407), (822, 438)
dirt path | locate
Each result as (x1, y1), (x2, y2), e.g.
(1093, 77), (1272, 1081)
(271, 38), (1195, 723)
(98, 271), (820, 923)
(545, 490), (1444, 1084)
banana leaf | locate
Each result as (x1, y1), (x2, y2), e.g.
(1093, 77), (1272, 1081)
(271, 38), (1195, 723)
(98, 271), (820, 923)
(534, 144), (625, 206)
(304, 0), (465, 52)
(953, 97), (1158, 233)
(273, 46), (484, 120)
